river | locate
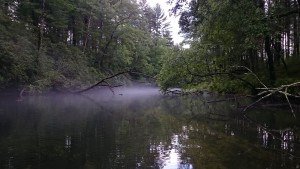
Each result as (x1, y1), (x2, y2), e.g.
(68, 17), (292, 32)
(0, 86), (299, 169)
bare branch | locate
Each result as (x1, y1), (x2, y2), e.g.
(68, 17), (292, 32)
(75, 70), (130, 94)
(242, 75), (300, 116)
(232, 66), (267, 88)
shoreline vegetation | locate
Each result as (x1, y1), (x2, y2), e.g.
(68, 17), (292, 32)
(0, 0), (299, 107)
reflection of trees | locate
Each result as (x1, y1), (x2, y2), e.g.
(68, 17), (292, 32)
(0, 93), (300, 169)
(161, 96), (240, 124)
(245, 108), (300, 160)
(155, 95), (300, 169)
(0, 95), (118, 169)
(181, 104), (300, 169)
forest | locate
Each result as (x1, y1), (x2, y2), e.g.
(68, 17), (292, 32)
(161, 0), (300, 95)
(0, 0), (300, 95)
(0, 0), (173, 93)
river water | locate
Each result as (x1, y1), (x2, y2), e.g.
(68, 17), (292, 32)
(0, 86), (299, 169)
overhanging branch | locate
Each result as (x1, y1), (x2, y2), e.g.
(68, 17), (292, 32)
(181, 57), (256, 91)
(75, 70), (131, 94)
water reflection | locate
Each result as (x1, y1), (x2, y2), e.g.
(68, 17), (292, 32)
(257, 125), (269, 147)
(281, 130), (295, 152)
(65, 135), (71, 149)
(0, 88), (299, 169)
(255, 121), (299, 156)
(154, 131), (193, 169)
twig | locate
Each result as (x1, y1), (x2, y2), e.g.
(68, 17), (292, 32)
(233, 66), (267, 88)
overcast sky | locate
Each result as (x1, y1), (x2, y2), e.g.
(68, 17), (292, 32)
(147, 0), (183, 44)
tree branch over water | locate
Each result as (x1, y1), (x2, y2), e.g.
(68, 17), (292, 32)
(74, 69), (156, 94)
(181, 58), (256, 91)
(244, 82), (300, 117)
(237, 66), (300, 117)
(75, 70), (131, 94)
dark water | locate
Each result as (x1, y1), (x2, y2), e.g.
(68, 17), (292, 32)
(0, 87), (300, 169)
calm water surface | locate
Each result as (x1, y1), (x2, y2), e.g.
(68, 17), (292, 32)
(0, 86), (300, 169)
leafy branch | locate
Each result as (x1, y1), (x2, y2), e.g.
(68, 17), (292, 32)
(180, 58), (256, 91)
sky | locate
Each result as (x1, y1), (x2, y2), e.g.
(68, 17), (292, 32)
(147, 0), (184, 44)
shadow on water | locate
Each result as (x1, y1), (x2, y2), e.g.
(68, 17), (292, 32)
(0, 86), (299, 169)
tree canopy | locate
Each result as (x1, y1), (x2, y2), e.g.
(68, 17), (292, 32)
(159, 0), (300, 94)
(1, 0), (300, 95)
(0, 0), (174, 92)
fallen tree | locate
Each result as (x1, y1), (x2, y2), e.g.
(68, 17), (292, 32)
(75, 70), (131, 94)
(18, 69), (158, 98)
(243, 82), (300, 117)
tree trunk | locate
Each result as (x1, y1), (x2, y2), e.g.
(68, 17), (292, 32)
(72, 15), (77, 46)
(274, 33), (282, 66)
(83, 14), (92, 53)
(294, 15), (299, 57)
(37, 0), (46, 51)
(287, 30), (290, 58)
(249, 48), (255, 71)
(265, 35), (276, 84)
(4, 1), (8, 15)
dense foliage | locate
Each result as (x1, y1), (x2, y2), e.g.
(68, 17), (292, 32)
(1, 0), (300, 95)
(0, 0), (173, 92)
(159, 0), (300, 94)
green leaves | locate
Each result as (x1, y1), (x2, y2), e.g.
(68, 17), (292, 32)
(159, 0), (300, 93)
(0, 0), (175, 91)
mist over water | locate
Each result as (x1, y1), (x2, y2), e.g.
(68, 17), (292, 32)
(86, 85), (162, 100)
(77, 85), (163, 106)
(0, 86), (299, 169)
